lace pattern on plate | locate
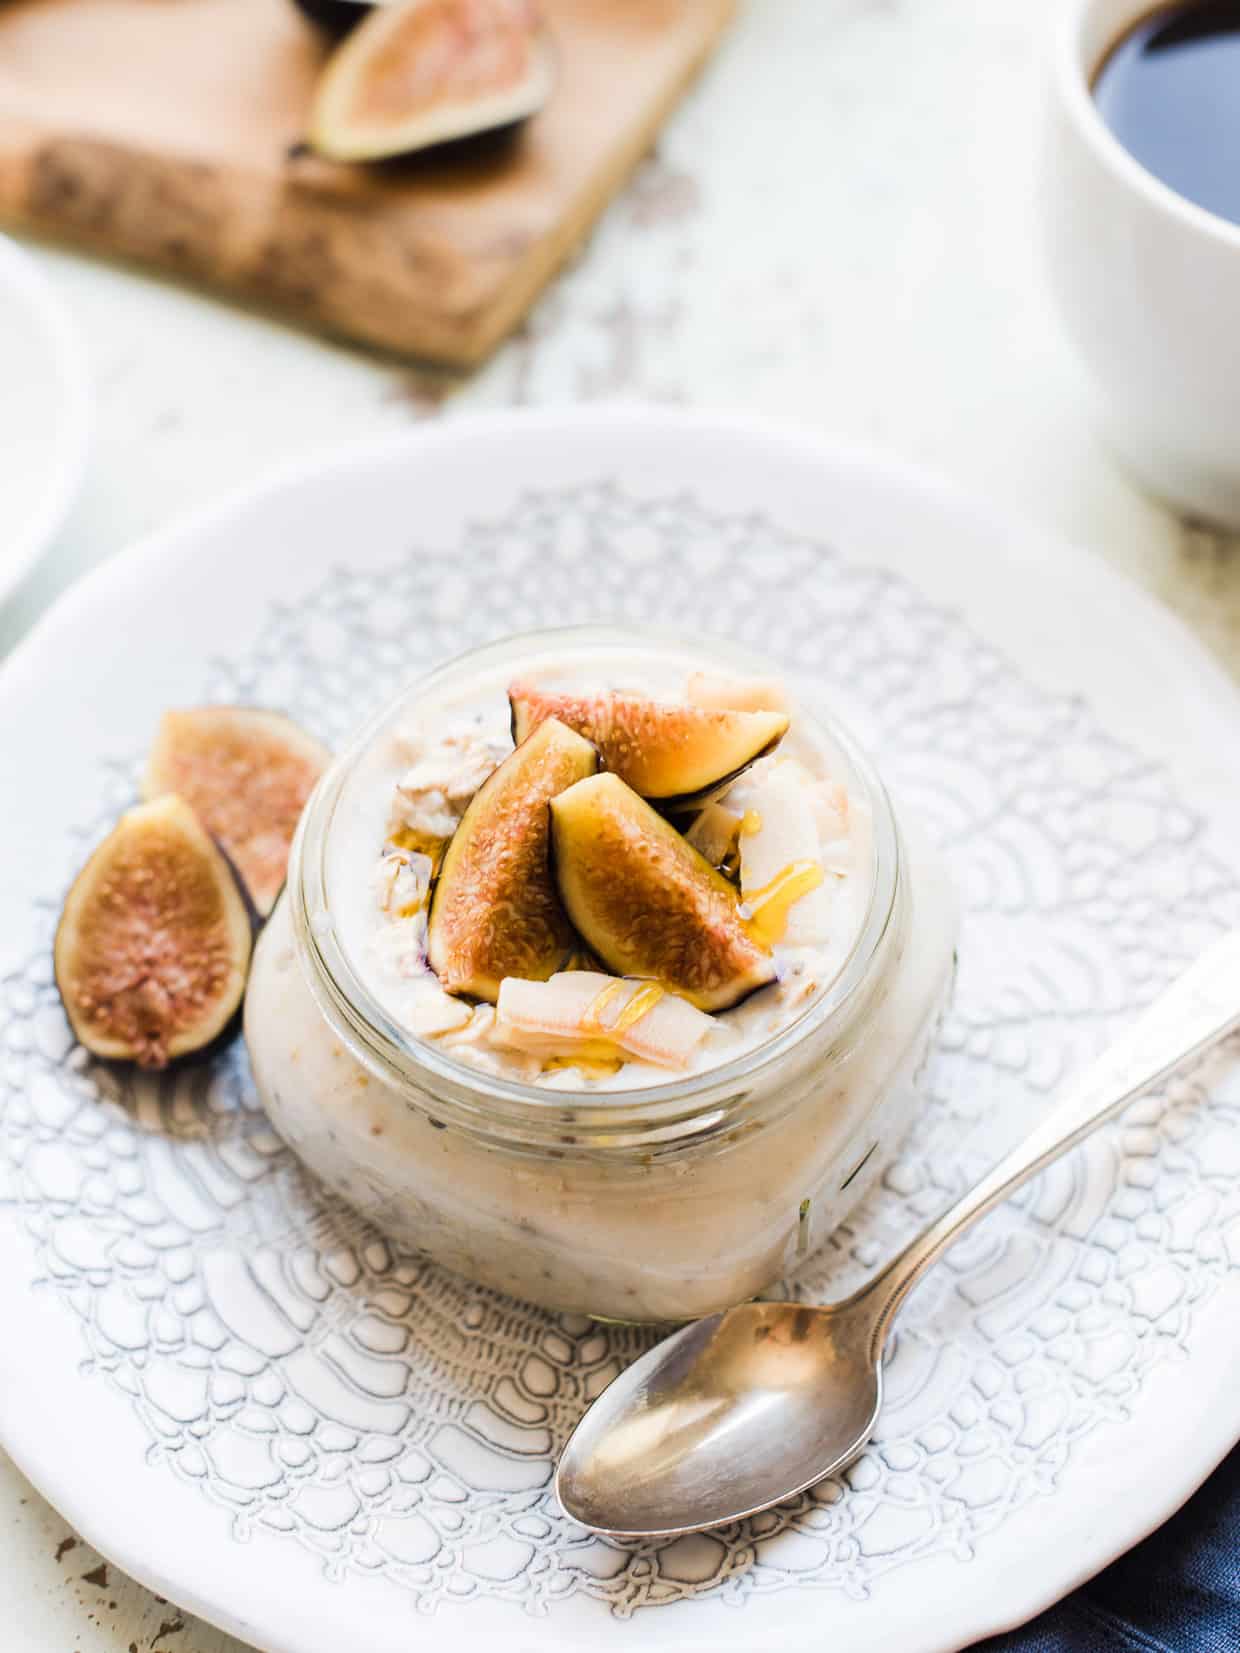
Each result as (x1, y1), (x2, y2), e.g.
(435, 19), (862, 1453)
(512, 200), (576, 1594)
(3, 484), (1240, 1618)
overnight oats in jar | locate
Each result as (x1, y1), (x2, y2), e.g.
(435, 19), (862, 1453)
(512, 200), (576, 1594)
(245, 627), (957, 1322)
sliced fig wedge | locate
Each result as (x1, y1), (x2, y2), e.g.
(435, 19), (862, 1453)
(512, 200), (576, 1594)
(549, 772), (776, 1013)
(143, 706), (329, 917)
(309, 0), (556, 163)
(510, 682), (789, 807)
(427, 717), (598, 1002)
(54, 796), (253, 1070)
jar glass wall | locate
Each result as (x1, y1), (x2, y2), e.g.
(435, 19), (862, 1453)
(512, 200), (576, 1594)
(244, 629), (958, 1322)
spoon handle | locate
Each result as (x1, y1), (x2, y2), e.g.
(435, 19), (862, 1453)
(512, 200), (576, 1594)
(862, 929), (1240, 1354)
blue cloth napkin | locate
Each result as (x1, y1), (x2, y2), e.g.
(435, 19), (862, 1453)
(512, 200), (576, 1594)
(974, 1444), (1240, 1650)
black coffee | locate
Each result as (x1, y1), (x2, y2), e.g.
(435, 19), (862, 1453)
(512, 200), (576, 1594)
(1093, 1), (1240, 227)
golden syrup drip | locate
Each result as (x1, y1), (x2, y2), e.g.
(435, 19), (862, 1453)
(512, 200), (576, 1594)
(581, 978), (629, 1033)
(548, 980), (667, 1076)
(610, 981), (665, 1033)
(581, 978), (666, 1038)
(739, 809), (763, 836)
(744, 859), (825, 946)
(388, 826), (447, 873)
(543, 1052), (625, 1079)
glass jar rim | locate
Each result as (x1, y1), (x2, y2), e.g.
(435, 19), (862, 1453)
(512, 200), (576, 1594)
(290, 625), (902, 1139)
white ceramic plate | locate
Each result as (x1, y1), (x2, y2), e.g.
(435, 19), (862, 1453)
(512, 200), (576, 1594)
(1, 410), (1239, 1653)
(0, 236), (91, 608)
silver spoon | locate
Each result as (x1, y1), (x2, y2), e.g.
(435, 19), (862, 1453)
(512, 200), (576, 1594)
(556, 930), (1240, 1538)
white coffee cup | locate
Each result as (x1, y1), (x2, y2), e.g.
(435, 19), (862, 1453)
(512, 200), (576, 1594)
(1041, 0), (1240, 526)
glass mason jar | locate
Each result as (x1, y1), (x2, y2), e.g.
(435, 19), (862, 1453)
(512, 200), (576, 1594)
(245, 629), (957, 1323)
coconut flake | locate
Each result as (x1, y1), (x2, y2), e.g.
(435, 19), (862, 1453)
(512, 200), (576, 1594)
(493, 972), (714, 1071)
(371, 911), (429, 980)
(407, 988), (474, 1038)
(374, 849), (433, 917)
(685, 801), (742, 866)
(388, 726), (509, 839)
(738, 766), (835, 947)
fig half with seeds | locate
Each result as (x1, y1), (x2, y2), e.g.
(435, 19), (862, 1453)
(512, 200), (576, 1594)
(309, 0), (555, 163)
(510, 682), (789, 808)
(550, 772), (776, 1013)
(54, 796), (253, 1069)
(143, 707), (329, 918)
(427, 717), (598, 1002)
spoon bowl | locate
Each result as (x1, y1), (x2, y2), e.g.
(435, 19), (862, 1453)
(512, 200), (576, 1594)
(556, 932), (1240, 1538)
(557, 1300), (883, 1538)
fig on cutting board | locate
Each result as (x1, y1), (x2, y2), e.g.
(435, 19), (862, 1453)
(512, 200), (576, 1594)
(510, 682), (789, 808)
(309, 0), (556, 163)
(549, 772), (776, 1013)
(143, 706), (329, 918)
(427, 717), (597, 1002)
(54, 796), (253, 1070)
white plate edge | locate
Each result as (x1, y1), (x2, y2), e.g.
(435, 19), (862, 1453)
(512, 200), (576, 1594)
(1, 407), (1239, 1650)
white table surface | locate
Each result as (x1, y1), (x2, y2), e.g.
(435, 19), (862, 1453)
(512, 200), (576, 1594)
(3, 3), (1238, 1648)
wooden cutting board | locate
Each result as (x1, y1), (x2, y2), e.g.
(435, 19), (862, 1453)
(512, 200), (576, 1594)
(0, 0), (733, 364)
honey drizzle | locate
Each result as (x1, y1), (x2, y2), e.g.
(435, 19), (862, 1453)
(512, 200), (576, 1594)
(386, 827), (447, 919)
(387, 826), (447, 872)
(611, 981), (666, 1032)
(739, 808), (763, 837)
(544, 1052), (624, 1078)
(580, 978), (629, 1032)
(580, 977), (666, 1036)
(743, 859), (825, 946)
(541, 979), (667, 1076)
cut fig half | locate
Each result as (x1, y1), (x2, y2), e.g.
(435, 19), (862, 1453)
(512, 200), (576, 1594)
(549, 772), (776, 1013)
(510, 682), (789, 808)
(54, 796), (253, 1070)
(143, 706), (330, 917)
(309, 0), (556, 163)
(427, 717), (598, 1003)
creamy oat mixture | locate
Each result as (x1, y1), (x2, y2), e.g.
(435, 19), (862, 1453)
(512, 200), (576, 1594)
(326, 647), (874, 1090)
(249, 636), (957, 1316)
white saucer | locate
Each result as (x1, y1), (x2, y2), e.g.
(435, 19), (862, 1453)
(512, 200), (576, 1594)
(1, 410), (1238, 1653)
